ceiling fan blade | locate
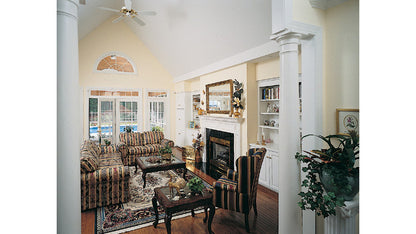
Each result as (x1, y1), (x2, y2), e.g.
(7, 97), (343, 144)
(132, 16), (146, 26)
(112, 15), (125, 23)
(98, 6), (120, 13)
(135, 11), (157, 16)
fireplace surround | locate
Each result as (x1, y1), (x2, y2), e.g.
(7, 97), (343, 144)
(200, 115), (243, 179)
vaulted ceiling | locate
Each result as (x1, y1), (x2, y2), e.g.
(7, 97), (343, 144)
(78, 0), (272, 78)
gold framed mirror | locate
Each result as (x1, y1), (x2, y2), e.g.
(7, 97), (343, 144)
(206, 79), (233, 115)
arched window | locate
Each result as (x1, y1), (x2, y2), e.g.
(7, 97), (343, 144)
(95, 52), (136, 74)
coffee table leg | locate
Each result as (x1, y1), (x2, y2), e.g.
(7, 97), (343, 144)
(164, 212), (172, 234)
(142, 172), (147, 188)
(208, 203), (215, 234)
(152, 196), (158, 228)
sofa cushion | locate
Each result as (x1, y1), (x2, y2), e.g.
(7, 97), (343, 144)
(81, 140), (100, 158)
(98, 153), (124, 169)
(127, 145), (147, 155)
(142, 131), (164, 145)
(80, 155), (99, 173)
(120, 132), (143, 146)
(143, 144), (161, 154)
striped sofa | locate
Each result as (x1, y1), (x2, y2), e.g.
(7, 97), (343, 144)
(212, 148), (266, 232)
(80, 140), (130, 211)
(117, 131), (175, 166)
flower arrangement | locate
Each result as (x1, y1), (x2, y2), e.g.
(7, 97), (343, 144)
(232, 79), (244, 117)
(192, 132), (205, 152)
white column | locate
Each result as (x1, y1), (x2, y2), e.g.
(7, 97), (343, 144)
(325, 199), (359, 234)
(276, 32), (302, 234)
(57, 0), (81, 233)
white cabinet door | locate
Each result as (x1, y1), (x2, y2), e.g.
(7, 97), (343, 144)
(269, 152), (279, 192)
(176, 130), (185, 146)
(176, 108), (185, 146)
(259, 158), (269, 187)
(176, 92), (185, 109)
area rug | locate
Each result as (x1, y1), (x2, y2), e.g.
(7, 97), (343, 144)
(95, 166), (212, 234)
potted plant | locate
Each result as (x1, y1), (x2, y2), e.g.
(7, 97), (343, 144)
(104, 139), (111, 146)
(151, 126), (163, 132)
(159, 145), (172, 161)
(295, 130), (359, 217)
(124, 126), (133, 133)
(187, 177), (204, 196)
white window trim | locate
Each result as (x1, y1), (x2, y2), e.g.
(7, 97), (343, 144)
(93, 51), (138, 75)
(84, 87), (143, 144)
(145, 89), (170, 139)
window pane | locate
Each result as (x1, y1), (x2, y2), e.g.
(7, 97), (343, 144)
(89, 98), (98, 141)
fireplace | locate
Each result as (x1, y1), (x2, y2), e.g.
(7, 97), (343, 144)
(206, 128), (234, 178)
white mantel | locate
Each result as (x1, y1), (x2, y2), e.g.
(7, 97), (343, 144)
(200, 115), (244, 167)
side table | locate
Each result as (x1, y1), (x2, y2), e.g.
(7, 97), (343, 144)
(152, 186), (215, 234)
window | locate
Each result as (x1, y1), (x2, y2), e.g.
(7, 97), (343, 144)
(95, 52), (137, 74)
(146, 90), (169, 137)
(87, 89), (142, 144)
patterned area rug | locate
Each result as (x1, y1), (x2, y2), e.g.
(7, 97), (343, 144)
(95, 166), (212, 234)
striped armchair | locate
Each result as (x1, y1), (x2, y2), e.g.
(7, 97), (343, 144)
(212, 148), (266, 232)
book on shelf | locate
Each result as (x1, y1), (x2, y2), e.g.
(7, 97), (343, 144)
(262, 85), (280, 100)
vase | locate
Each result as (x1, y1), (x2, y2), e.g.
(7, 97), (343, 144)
(233, 108), (241, 118)
(320, 169), (359, 201)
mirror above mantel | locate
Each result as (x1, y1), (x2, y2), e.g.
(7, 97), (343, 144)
(206, 79), (233, 115)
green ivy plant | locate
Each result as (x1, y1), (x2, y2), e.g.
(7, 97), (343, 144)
(187, 177), (204, 194)
(295, 130), (359, 217)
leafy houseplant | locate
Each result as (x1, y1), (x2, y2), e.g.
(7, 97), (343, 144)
(187, 177), (204, 195)
(151, 126), (163, 132)
(124, 126), (133, 133)
(159, 145), (172, 161)
(104, 139), (111, 146)
(295, 130), (359, 218)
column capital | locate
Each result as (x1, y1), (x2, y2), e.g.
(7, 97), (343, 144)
(57, 0), (79, 20)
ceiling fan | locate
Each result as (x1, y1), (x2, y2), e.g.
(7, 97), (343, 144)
(98, 0), (156, 26)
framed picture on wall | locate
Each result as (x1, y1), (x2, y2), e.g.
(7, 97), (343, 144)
(336, 109), (359, 135)
(189, 121), (195, 129)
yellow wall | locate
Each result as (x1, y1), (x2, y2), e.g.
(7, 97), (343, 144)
(79, 18), (176, 139)
(198, 63), (257, 155)
(325, 0), (359, 134)
(292, 0), (359, 233)
(293, 0), (359, 135)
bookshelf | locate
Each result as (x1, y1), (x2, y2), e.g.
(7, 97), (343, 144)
(257, 78), (280, 150)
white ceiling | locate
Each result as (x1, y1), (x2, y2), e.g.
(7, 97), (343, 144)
(78, 0), (272, 78)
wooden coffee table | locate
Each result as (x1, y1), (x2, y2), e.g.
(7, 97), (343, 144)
(152, 186), (215, 234)
(135, 155), (187, 188)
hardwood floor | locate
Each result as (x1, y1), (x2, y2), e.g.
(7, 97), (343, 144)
(81, 164), (278, 234)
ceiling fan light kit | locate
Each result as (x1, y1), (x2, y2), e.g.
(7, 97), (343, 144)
(97, 0), (156, 26)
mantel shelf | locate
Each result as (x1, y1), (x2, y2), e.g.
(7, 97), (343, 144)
(261, 112), (279, 115)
